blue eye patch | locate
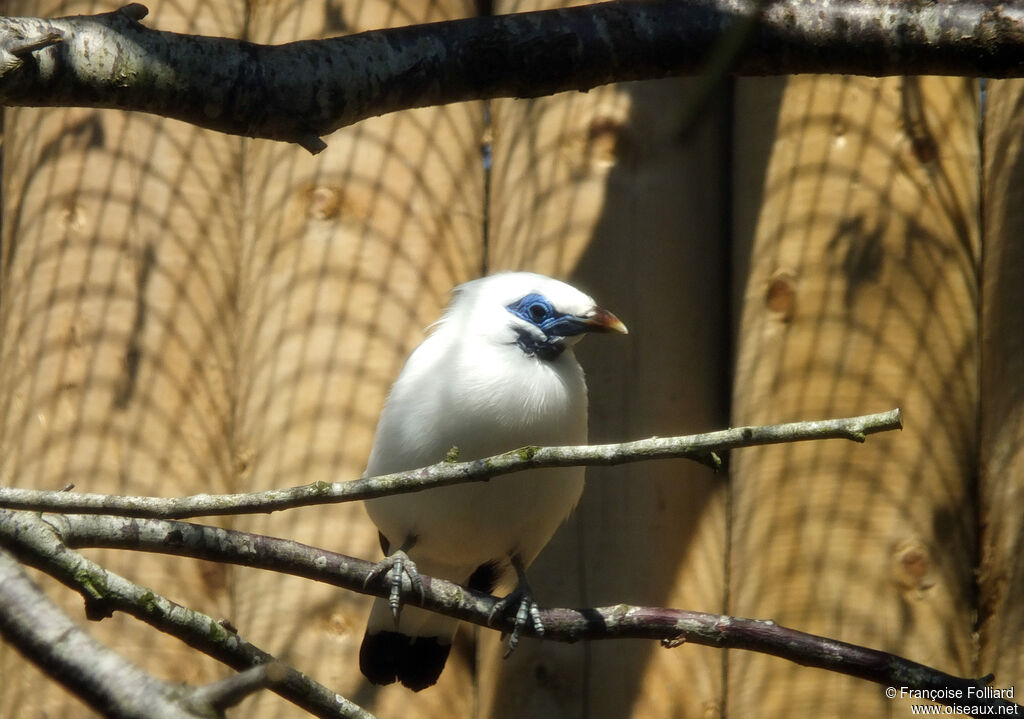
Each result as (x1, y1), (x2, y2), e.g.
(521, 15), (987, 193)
(506, 293), (589, 337)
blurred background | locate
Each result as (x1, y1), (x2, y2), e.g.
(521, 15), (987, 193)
(1, 1), (1015, 717)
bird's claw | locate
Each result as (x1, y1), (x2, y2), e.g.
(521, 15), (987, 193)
(364, 549), (424, 624)
(490, 585), (544, 657)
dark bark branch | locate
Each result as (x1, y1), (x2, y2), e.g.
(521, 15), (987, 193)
(0, 509), (1013, 717)
(0, 511), (374, 719)
(0, 2), (1021, 151)
(0, 409), (902, 519)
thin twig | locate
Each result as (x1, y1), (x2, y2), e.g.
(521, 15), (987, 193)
(187, 663), (289, 714)
(0, 409), (902, 519)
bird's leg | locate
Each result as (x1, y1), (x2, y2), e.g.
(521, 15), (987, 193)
(489, 554), (544, 657)
(364, 537), (424, 624)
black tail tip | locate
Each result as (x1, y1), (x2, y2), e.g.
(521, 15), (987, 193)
(360, 630), (452, 692)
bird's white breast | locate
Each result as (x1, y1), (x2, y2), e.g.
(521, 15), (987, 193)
(363, 328), (587, 575)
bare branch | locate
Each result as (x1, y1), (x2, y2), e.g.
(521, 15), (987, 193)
(0, 511), (374, 719)
(187, 663), (289, 715)
(0, 548), (210, 719)
(0, 1), (1022, 150)
(0, 409), (902, 519)
(1, 508), (1012, 716)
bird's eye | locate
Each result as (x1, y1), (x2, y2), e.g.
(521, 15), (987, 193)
(506, 293), (557, 327)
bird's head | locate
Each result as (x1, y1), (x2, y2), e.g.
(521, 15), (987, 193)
(446, 272), (627, 361)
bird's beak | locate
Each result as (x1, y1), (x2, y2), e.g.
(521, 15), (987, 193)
(580, 307), (628, 335)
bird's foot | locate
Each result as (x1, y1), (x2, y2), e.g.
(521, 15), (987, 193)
(364, 549), (424, 624)
(489, 560), (544, 657)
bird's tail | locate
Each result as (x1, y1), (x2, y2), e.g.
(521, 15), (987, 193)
(359, 599), (460, 691)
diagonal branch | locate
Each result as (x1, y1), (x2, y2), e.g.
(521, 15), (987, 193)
(0, 409), (902, 519)
(0, 2), (1022, 151)
(0, 547), (293, 719)
(0, 509), (1013, 716)
(0, 511), (374, 719)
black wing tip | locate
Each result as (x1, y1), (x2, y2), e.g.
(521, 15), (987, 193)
(360, 630), (451, 692)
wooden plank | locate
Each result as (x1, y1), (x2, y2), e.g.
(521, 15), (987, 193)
(730, 76), (980, 716)
(480, 3), (730, 716)
(231, 2), (485, 717)
(979, 78), (1024, 693)
(0, 2), (247, 716)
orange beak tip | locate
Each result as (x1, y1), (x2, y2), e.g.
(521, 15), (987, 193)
(585, 307), (628, 335)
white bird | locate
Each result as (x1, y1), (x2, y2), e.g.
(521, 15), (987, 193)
(358, 272), (627, 691)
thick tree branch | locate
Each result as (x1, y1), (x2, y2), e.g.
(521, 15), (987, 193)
(0, 509), (1013, 716)
(0, 2), (1021, 151)
(0, 409), (901, 519)
(0, 511), (373, 719)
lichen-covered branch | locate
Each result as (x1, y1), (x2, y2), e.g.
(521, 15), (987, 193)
(0, 409), (902, 519)
(0, 509), (1013, 716)
(0, 547), (282, 719)
(0, 512), (373, 719)
(0, 2), (1022, 151)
